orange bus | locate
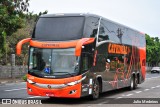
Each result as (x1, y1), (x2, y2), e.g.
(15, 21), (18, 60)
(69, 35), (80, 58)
(16, 13), (146, 99)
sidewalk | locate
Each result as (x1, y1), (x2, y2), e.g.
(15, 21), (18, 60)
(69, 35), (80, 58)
(0, 78), (25, 85)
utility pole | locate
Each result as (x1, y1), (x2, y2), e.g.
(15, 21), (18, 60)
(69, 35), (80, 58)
(11, 54), (15, 78)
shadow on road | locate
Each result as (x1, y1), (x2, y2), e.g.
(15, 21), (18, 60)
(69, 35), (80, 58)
(40, 87), (140, 104)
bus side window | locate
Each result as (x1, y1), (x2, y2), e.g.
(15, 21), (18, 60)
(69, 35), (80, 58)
(81, 54), (89, 72)
(108, 55), (124, 72)
(110, 57), (117, 71)
(105, 58), (110, 70)
(98, 25), (109, 42)
(98, 19), (117, 42)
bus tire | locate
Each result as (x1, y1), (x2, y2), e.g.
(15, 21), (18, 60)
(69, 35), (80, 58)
(91, 79), (100, 100)
(135, 75), (138, 88)
(129, 75), (137, 90)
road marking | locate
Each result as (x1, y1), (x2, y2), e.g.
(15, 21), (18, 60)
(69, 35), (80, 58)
(99, 102), (107, 104)
(144, 89), (150, 91)
(156, 85), (160, 88)
(99, 100), (110, 104)
(4, 88), (26, 92)
(146, 76), (160, 80)
(126, 94), (133, 96)
(27, 96), (41, 98)
(151, 87), (156, 89)
(135, 91), (142, 94)
(116, 97), (123, 99)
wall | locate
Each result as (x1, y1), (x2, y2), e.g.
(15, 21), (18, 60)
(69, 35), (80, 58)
(0, 65), (27, 78)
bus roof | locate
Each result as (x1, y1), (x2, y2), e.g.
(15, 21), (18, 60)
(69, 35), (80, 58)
(39, 13), (145, 35)
(40, 13), (101, 18)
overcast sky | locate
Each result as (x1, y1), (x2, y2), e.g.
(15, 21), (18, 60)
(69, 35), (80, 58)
(29, 0), (160, 38)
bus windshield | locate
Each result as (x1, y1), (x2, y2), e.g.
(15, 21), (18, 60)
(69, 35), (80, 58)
(33, 16), (85, 41)
(29, 47), (80, 78)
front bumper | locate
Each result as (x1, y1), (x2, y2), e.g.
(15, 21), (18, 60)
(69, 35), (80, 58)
(27, 82), (81, 98)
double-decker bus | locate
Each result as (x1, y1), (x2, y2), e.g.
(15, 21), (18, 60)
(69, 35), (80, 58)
(16, 13), (146, 99)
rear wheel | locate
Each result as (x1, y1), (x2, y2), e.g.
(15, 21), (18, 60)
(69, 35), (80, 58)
(129, 75), (137, 90)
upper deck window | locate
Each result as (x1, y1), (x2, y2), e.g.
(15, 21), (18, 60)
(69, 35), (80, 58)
(33, 16), (85, 41)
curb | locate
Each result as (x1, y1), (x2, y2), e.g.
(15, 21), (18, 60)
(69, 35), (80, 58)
(0, 79), (26, 85)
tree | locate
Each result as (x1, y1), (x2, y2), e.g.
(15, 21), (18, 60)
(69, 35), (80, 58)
(0, 0), (29, 57)
(146, 34), (160, 66)
(0, 10), (48, 65)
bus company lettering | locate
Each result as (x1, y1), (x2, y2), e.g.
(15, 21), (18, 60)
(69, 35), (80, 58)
(42, 43), (60, 47)
(108, 43), (131, 54)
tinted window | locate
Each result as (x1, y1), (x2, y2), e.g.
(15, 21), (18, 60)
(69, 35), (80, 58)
(33, 17), (85, 41)
(81, 53), (89, 71)
(98, 19), (121, 43)
(98, 22), (109, 42)
(84, 17), (99, 38)
(109, 54), (124, 72)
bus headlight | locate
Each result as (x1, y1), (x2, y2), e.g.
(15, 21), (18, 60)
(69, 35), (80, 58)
(67, 81), (77, 86)
(27, 79), (35, 84)
(66, 76), (86, 86)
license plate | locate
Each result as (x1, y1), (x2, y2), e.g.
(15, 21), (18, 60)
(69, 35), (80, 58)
(45, 92), (54, 97)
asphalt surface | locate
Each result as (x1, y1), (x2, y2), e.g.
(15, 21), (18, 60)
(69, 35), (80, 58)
(0, 72), (160, 106)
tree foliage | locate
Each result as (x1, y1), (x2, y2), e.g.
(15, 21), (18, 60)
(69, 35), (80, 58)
(146, 34), (160, 66)
(0, 0), (48, 65)
(0, 0), (29, 55)
(7, 11), (48, 65)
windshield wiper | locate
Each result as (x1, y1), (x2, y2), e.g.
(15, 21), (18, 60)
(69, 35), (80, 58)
(53, 72), (75, 76)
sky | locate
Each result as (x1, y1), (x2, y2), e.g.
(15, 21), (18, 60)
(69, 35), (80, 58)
(29, 0), (160, 38)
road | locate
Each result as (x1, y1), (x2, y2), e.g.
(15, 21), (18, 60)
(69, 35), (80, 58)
(0, 72), (160, 106)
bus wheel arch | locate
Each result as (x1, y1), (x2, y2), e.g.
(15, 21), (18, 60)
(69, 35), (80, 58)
(97, 77), (102, 93)
(90, 78), (101, 100)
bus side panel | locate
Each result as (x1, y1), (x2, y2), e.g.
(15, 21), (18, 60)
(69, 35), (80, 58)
(93, 42), (131, 92)
(139, 48), (146, 82)
(96, 42), (117, 92)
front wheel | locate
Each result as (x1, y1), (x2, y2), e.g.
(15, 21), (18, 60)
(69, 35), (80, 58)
(90, 79), (100, 100)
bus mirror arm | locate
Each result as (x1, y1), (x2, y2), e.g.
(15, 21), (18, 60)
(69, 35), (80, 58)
(75, 38), (95, 56)
(16, 38), (31, 56)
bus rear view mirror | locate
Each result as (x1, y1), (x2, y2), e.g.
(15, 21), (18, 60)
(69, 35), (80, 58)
(106, 59), (110, 63)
